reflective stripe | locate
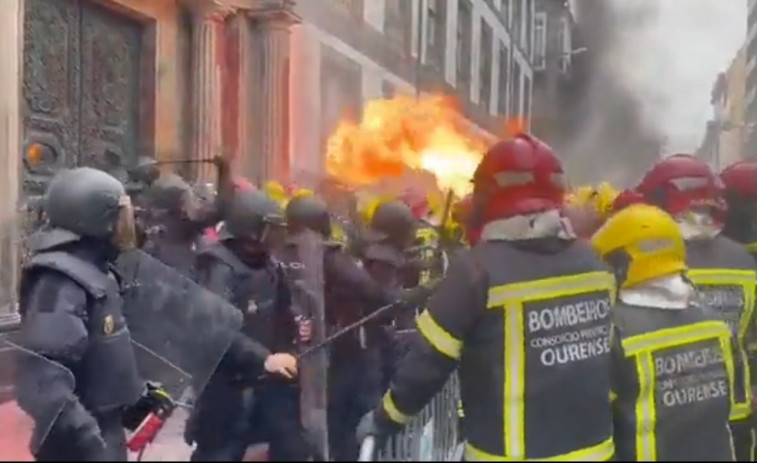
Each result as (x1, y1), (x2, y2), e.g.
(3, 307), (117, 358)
(416, 310), (462, 360)
(621, 320), (730, 355)
(624, 322), (735, 459)
(465, 437), (614, 461)
(381, 391), (410, 425)
(488, 271), (616, 308)
(634, 352), (656, 461)
(488, 271), (615, 459)
(685, 268), (756, 418)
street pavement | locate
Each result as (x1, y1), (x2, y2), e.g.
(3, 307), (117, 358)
(0, 401), (267, 462)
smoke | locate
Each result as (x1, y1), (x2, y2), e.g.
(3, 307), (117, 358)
(565, 0), (744, 185)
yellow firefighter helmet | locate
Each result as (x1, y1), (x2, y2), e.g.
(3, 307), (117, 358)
(591, 204), (686, 288)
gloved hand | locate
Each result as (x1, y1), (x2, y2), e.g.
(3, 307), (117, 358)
(399, 278), (442, 306)
(355, 411), (386, 448)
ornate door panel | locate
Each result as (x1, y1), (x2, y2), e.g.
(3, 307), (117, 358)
(22, 0), (143, 195)
(22, 0), (81, 194)
(78, 3), (142, 178)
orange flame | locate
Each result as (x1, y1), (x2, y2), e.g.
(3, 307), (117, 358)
(326, 95), (487, 197)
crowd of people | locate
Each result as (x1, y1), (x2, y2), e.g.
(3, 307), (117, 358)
(12, 131), (757, 462)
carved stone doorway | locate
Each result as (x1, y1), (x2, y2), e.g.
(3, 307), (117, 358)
(22, 0), (145, 196)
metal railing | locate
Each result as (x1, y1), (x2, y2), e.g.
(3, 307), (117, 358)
(359, 374), (464, 461)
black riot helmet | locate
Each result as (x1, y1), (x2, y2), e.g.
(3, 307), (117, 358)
(43, 167), (136, 250)
(219, 189), (286, 242)
(144, 173), (194, 214)
(285, 195), (331, 238)
(366, 200), (417, 249)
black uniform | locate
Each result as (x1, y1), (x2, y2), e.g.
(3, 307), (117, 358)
(189, 189), (307, 462)
(284, 196), (431, 461)
(17, 168), (144, 461)
(371, 237), (616, 461)
(140, 174), (219, 278)
(685, 235), (757, 460)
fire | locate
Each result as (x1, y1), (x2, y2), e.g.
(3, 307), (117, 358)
(325, 95), (487, 197)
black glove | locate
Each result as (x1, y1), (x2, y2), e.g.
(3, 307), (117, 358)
(122, 382), (175, 431)
(399, 278), (442, 306)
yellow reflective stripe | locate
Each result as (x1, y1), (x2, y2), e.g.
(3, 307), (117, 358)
(687, 268), (756, 284)
(719, 336), (740, 421)
(488, 271), (615, 307)
(621, 320), (730, 355)
(465, 437), (614, 461)
(380, 391), (410, 425)
(416, 310), (462, 359)
(504, 300), (526, 457)
(609, 390), (617, 402)
(685, 269), (756, 413)
(747, 242), (757, 252)
(634, 352), (657, 461)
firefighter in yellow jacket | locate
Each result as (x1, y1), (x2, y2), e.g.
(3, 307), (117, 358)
(357, 134), (616, 461)
(592, 203), (736, 461)
(635, 154), (757, 460)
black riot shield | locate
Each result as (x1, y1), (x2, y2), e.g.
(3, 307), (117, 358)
(115, 249), (243, 401)
(0, 336), (76, 459)
(283, 229), (329, 460)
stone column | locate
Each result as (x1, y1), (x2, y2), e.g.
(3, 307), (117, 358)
(246, 0), (300, 184)
(186, 0), (233, 183)
(0, 0), (23, 324)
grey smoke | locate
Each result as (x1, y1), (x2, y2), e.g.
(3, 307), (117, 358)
(564, 0), (744, 185)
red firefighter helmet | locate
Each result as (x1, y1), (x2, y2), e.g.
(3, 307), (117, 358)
(720, 160), (757, 199)
(398, 187), (431, 220)
(472, 133), (565, 223)
(611, 189), (646, 214)
(636, 154), (725, 217)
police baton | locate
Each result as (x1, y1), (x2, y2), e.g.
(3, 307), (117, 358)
(297, 298), (404, 359)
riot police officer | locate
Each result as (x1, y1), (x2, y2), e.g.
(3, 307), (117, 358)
(17, 167), (144, 461)
(284, 195), (434, 461)
(189, 189), (306, 462)
(593, 204), (735, 461)
(636, 154), (757, 460)
(358, 134), (616, 461)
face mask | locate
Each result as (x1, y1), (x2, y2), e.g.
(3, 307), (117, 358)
(676, 210), (722, 240)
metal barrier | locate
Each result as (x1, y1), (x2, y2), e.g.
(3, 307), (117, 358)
(359, 374), (464, 461)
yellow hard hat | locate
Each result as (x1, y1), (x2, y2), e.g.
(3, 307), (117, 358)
(264, 181), (287, 203)
(591, 204), (686, 288)
(293, 188), (314, 199)
(594, 182), (619, 218)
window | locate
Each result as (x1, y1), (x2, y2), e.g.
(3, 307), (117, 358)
(501, 0), (510, 26)
(510, 59), (522, 117)
(457, 1), (472, 91)
(498, 44), (509, 115)
(524, 0), (533, 55)
(533, 12), (546, 70)
(427, 0), (437, 47)
(384, 0), (407, 52)
(559, 17), (572, 73)
(512, 0), (522, 50)
(523, 76), (532, 127)
(479, 20), (493, 109)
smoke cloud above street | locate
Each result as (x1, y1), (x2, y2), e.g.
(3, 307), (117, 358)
(566, 0), (745, 183)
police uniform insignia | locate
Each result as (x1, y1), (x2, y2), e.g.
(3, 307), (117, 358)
(247, 300), (258, 314)
(103, 315), (115, 335)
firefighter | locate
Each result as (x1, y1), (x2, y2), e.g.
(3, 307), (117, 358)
(636, 154), (757, 460)
(592, 203), (736, 461)
(357, 133), (616, 461)
(721, 159), (757, 455)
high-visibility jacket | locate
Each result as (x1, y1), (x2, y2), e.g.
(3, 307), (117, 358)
(686, 236), (757, 422)
(377, 239), (616, 461)
(611, 302), (735, 461)
(415, 223), (439, 284)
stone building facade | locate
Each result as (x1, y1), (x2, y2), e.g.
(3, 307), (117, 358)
(0, 0), (535, 320)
